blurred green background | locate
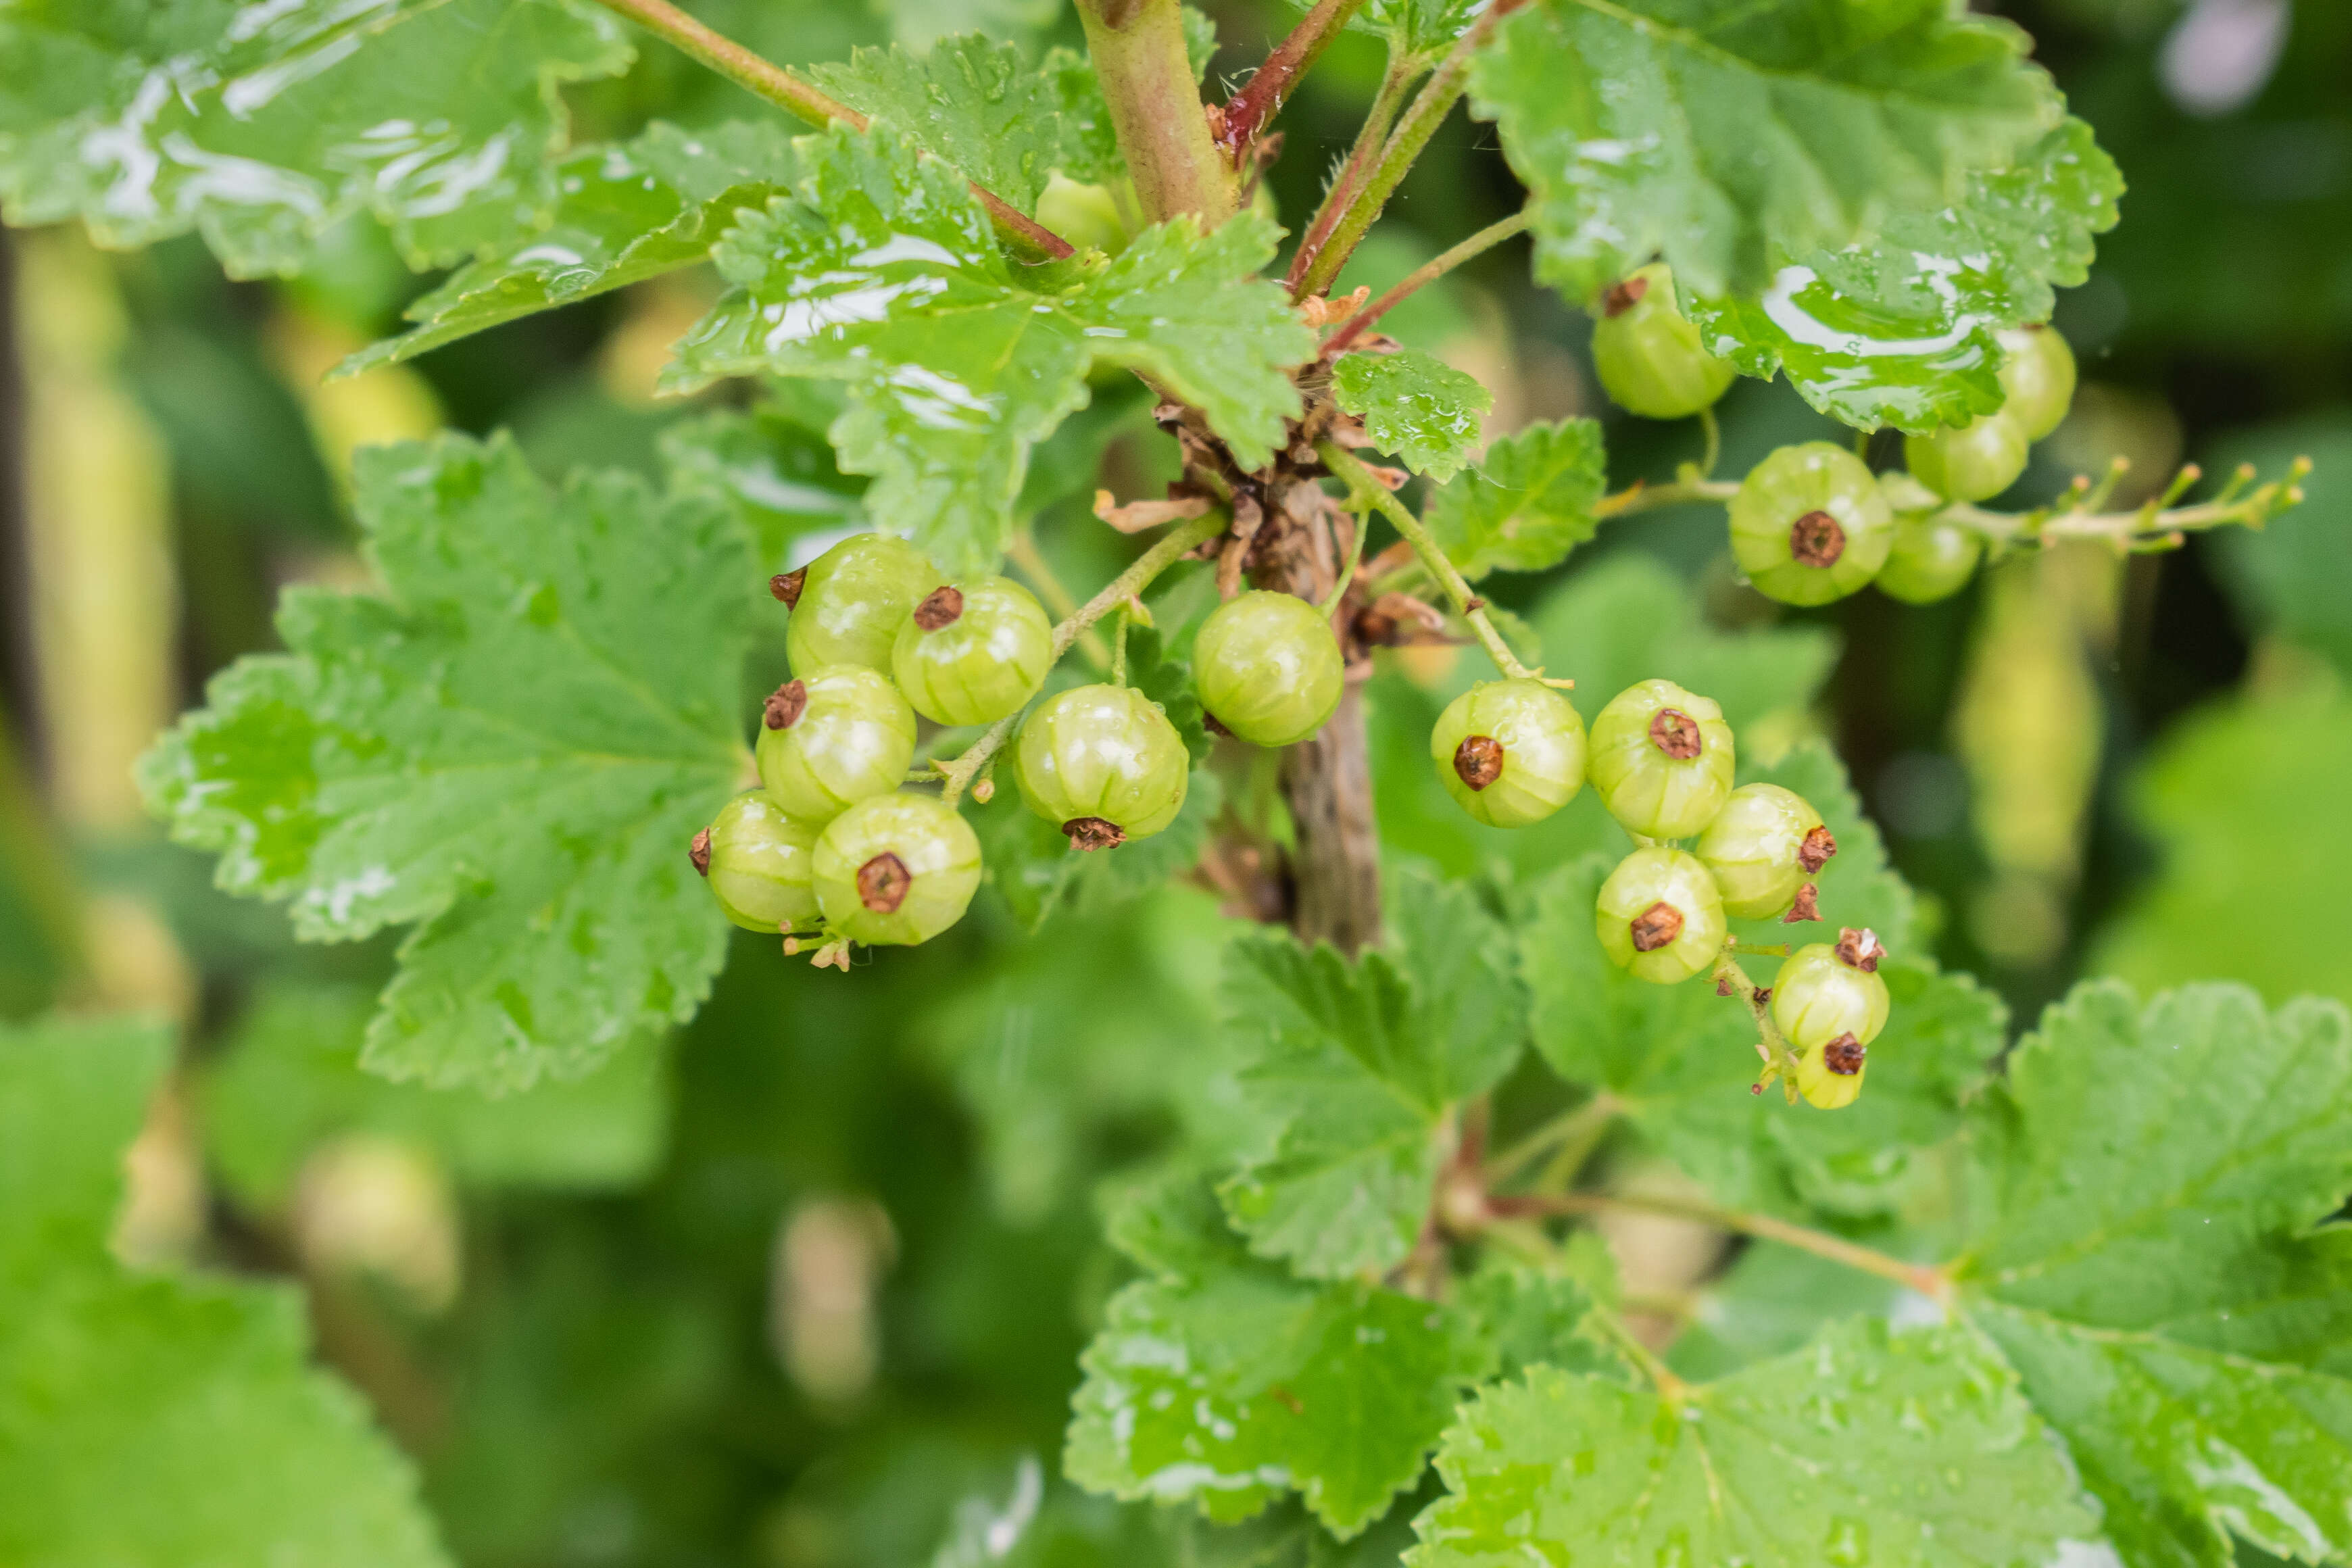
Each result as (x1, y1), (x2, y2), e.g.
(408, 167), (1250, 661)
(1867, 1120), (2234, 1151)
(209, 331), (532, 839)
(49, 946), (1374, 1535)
(0, 1), (2346, 1563)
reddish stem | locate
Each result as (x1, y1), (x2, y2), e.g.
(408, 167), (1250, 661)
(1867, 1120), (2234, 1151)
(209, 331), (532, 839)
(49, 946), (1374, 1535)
(1218, 0), (1372, 160)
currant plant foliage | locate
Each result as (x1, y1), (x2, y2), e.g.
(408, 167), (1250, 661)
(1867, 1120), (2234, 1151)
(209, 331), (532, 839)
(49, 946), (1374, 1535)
(5, 0), (2337, 1565)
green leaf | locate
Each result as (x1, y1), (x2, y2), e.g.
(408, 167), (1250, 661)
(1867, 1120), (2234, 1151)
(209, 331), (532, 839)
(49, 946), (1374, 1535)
(658, 405), (867, 574)
(1219, 868), (1525, 1279)
(1521, 852), (1992, 1218)
(1411, 1319), (2094, 1568)
(0, 0), (630, 277)
(0, 1014), (450, 1567)
(1953, 981), (2352, 1568)
(1666, 1242), (1901, 1382)
(339, 121), (799, 374)
(201, 983), (670, 1207)
(811, 36), (1121, 212)
(1300, 0), (1483, 59)
(1331, 350), (1492, 483)
(668, 125), (1313, 576)
(2209, 414), (2352, 679)
(1689, 120), (2124, 433)
(1425, 418), (1606, 579)
(2094, 677), (2352, 1012)
(1472, 0), (2063, 301)
(139, 434), (756, 1092)
(1067, 1171), (1495, 1537)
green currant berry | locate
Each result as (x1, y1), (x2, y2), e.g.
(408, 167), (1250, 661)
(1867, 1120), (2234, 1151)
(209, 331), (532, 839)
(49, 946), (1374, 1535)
(1905, 410), (2029, 504)
(1429, 679), (1586, 829)
(1192, 590), (1346, 748)
(692, 791), (819, 933)
(811, 792), (983, 947)
(1770, 928), (1891, 1109)
(1875, 514), (1983, 605)
(1035, 173), (1133, 255)
(1587, 679), (1736, 840)
(891, 577), (1054, 727)
(1014, 684), (1190, 848)
(1594, 846), (1727, 985)
(1590, 264), (1736, 420)
(755, 666), (916, 825)
(779, 533), (936, 673)
(1728, 442), (1895, 606)
(1694, 783), (1834, 920)
(1996, 324), (2076, 442)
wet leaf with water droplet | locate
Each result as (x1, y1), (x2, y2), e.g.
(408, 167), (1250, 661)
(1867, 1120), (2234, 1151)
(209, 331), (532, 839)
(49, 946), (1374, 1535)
(139, 434), (756, 1091)
(1425, 417), (1607, 581)
(1332, 349), (1492, 484)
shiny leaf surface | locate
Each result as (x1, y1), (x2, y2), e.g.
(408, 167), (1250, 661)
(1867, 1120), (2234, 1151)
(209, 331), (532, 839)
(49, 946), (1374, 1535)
(1425, 417), (1606, 579)
(1331, 349), (1492, 483)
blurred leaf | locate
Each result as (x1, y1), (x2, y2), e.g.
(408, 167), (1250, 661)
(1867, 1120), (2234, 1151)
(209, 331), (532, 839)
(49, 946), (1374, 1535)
(1471, 0), (2062, 300)
(1219, 868), (1524, 1278)
(660, 405), (866, 574)
(0, 0), (631, 277)
(1665, 1240), (1901, 1382)
(1413, 1321), (2092, 1568)
(1425, 418), (1606, 580)
(810, 36), (1122, 211)
(0, 1014), (449, 1567)
(1691, 120), (2123, 433)
(668, 125), (1311, 575)
(1955, 982), (2352, 1567)
(2210, 414), (2352, 678)
(1520, 854), (1995, 1218)
(140, 435), (754, 1092)
(341, 121), (798, 374)
(1331, 349), (1491, 483)
(203, 984), (670, 1207)
(2096, 678), (2352, 1010)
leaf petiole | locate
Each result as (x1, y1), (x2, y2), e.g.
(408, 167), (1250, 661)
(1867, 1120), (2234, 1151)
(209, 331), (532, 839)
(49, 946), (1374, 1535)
(1323, 210), (1531, 354)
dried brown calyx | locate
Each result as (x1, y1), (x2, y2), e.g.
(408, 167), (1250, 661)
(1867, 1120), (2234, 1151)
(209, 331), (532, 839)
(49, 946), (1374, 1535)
(1789, 510), (1846, 568)
(857, 852), (912, 913)
(1834, 926), (1887, 972)
(770, 568), (807, 608)
(1649, 708), (1702, 760)
(689, 829), (712, 877)
(1454, 735), (1505, 791)
(912, 586), (964, 631)
(1202, 711), (1234, 739)
(1782, 883), (1821, 923)
(764, 680), (808, 731)
(1063, 816), (1127, 852)
(1630, 900), (1684, 952)
(1602, 274), (1650, 317)
(1822, 1033), (1867, 1076)
(1798, 825), (1838, 874)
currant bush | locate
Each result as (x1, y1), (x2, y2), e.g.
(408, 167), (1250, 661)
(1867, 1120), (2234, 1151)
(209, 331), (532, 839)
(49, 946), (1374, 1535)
(779, 533), (936, 674)
(754, 666), (917, 824)
(1192, 589), (1345, 747)
(1694, 783), (1834, 920)
(1587, 679), (1735, 839)
(892, 577), (1055, 727)
(691, 791), (819, 934)
(810, 792), (983, 947)
(1728, 441), (1895, 606)
(1594, 846), (1727, 985)
(1589, 264), (1736, 420)
(1014, 683), (1190, 848)
(1428, 679), (1586, 828)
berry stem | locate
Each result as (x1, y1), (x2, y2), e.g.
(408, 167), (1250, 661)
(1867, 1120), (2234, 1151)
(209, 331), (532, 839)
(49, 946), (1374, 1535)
(1593, 475), (1742, 519)
(1696, 405), (1722, 480)
(1728, 940), (1789, 957)
(1285, 48), (1421, 297)
(1944, 455), (2311, 550)
(1323, 210), (1530, 353)
(1484, 1093), (1623, 1187)
(1711, 948), (1802, 1098)
(1588, 1304), (1692, 1403)
(1007, 533), (1111, 668)
(581, 0), (1073, 262)
(1217, 0), (1372, 161)
(1291, 1), (1527, 300)
(1318, 442), (1536, 681)
(1511, 1190), (1956, 1304)
(936, 510), (1227, 806)
(1315, 506), (1369, 619)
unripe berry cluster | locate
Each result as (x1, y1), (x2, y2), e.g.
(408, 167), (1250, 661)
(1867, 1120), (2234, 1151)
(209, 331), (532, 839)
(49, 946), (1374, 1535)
(1588, 270), (2078, 610)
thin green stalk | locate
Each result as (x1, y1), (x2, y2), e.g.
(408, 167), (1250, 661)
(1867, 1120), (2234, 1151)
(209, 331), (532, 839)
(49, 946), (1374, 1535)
(1513, 1190), (1955, 1303)
(1323, 210), (1528, 353)
(1007, 533), (1109, 668)
(937, 510), (1227, 804)
(1294, 1), (1524, 300)
(1696, 405), (1721, 479)
(585, 0), (1073, 260)
(1946, 455), (2311, 548)
(1712, 948), (1800, 1094)
(1319, 442), (1534, 681)
(1315, 508), (1368, 618)
(1218, 0), (1373, 158)
(1587, 1304), (1691, 1402)
(1112, 608), (1131, 685)
(1286, 49), (1421, 295)
(1484, 1094), (1621, 1186)
(1593, 475), (1741, 518)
